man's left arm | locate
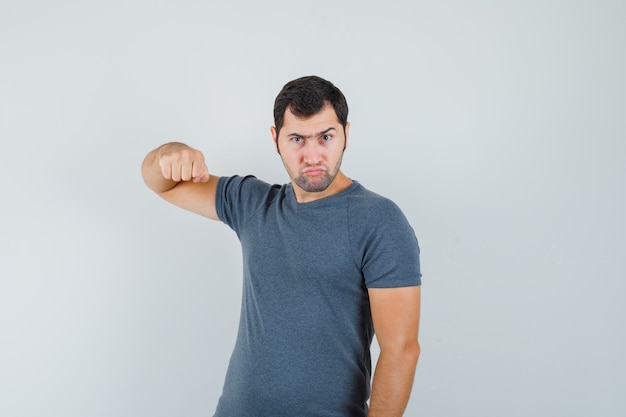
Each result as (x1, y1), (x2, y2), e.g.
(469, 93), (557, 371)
(367, 285), (421, 417)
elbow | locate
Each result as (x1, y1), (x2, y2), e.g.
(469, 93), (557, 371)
(381, 340), (421, 366)
(407, 340), (421, 365)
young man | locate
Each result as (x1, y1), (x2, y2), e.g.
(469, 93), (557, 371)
(141, 76), (421, 417)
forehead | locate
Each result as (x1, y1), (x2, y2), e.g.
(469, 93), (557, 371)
(281, 105), (341, 134)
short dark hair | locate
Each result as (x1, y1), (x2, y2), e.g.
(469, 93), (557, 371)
(273, 76), (349, 137)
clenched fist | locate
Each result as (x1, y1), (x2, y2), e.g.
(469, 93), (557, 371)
(142, 141), (219, 219)
(157, 142), (210, 183)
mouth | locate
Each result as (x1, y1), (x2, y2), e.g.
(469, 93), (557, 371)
(302, 167), (326, 176)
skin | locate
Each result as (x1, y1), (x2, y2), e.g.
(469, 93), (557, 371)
(270, 104), (353, 203)
(141, 141), (219, 220)
(367, 285), (421, 417)
(141, 105), (421, 416)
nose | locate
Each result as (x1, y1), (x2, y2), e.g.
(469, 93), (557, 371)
(302, 141), (323, 165)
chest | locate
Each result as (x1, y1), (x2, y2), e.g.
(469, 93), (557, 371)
(239, 204), (364, 295)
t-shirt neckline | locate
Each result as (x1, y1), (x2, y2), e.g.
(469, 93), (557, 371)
(286, 180), (361, 209)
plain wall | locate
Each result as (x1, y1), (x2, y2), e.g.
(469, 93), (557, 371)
(1, 1), (624, 416)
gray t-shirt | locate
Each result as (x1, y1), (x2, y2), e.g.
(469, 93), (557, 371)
(213, 175), (421, 417)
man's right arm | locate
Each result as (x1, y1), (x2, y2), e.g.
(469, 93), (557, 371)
(141, 142), (220, 220)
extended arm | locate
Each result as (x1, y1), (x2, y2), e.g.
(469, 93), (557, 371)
(141, 142), (220, 220)
(367, 285), (421, 417)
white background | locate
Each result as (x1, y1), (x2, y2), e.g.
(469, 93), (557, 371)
(1, 1), (624, 416)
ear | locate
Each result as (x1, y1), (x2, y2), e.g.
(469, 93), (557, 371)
(344, 122), (350, 150)
(270, 126), (280, 154)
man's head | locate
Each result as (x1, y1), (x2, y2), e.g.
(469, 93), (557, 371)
(273, 76), (349, 140)
(270, 76), (352, 202)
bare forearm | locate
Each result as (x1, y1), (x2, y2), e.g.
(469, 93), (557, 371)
(368, 343), (420, 417)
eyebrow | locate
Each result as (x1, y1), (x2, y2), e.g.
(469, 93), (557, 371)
(287, 127), (336, 139)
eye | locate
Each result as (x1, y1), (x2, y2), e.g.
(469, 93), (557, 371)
(290, 137), (304, 143)
(321, 134), (332, 142)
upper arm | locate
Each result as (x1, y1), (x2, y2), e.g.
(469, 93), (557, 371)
(158, 175), (221, 220)
(369, 286), (421, 350)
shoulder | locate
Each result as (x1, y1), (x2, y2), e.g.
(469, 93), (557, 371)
(217, 175), (282, 202)
(216, 175), (285, 229)
(218, 174), (272, 192)
(346, 183), (408, 223)
(346, 182), (417, 248)
(346, 183), (421, 287)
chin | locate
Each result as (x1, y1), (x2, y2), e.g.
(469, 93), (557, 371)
(295, 176), (333, 193)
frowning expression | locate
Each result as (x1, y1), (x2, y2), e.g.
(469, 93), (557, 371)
(271, 104), (350, 200)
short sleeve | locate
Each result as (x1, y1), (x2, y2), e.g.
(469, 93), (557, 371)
(349, 197), (421, 288)
(216, 175), (273, 235)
